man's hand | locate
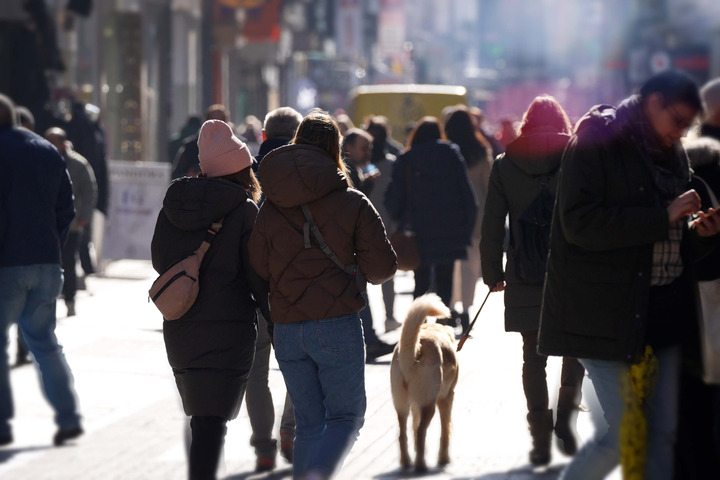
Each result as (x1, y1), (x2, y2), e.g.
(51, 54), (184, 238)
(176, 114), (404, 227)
(668, 189), (701, 223)
(692, 207), (720, 237)
(490, 281), (505, 292)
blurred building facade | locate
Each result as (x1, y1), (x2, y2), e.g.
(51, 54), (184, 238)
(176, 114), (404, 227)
(2, 0), (719, 163)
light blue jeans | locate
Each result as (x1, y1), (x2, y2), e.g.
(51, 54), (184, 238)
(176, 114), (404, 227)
(561, 346), (681, 480)
(0, 264), (82, 436)
(274, 313), (366, 479)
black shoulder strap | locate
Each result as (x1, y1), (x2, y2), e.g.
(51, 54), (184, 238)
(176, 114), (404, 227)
(300, 204), (356, 275)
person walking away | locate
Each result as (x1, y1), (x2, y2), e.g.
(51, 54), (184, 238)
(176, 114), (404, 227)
(168, 115), (202, 164)
(13, 104), (36, 366)
(151, 119), (270, 480)
(674, 76), (720, 478)
(365, 116), (402, 332)
(480, 95), (584, 466)
(44, 127), (97, 317)
(444, 106), (492, 332)
(249, 110), (397, 479)
(385, 116), (478, 312)
(247, 106), (302, 472)
(0, 93), (83, 447)
(342, 128), (396, 361)
(538, 71), (720, 480)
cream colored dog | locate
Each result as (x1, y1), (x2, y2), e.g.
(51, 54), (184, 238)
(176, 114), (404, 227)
(390, 293), (459, 472)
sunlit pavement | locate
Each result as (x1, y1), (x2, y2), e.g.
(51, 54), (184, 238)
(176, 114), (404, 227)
(0, 260), (619, 480)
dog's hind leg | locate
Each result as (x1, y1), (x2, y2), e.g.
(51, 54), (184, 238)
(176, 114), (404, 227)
(396, 408), (411, 469)
(437, 392), (454, 466)
(414, 404), (435, 472)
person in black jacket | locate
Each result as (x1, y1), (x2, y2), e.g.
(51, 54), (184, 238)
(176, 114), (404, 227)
(385, 116), (478, 311)
(481, 95), (584, 466)
(0, 94), (83, 447)
(539, 71), (720, 480)
(151, 119), (270, 480)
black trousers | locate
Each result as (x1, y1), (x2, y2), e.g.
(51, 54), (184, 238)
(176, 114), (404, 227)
(413, 261), (455, 307)
(189, 416), (227, 480)
(521, 330), (584, 413)
(61, 231), (81, 303)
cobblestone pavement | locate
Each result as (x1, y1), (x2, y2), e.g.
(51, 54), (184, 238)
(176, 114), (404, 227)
(0, 260), (619, 480)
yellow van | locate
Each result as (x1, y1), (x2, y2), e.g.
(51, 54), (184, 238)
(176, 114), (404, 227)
(347, 84), (467, 144)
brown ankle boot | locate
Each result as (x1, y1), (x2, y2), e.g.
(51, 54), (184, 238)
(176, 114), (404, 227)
(555, 386), (581, 455)
(527, 409), (553, 466)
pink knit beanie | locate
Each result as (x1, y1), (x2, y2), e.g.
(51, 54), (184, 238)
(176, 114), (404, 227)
(197, 120), (252, 177)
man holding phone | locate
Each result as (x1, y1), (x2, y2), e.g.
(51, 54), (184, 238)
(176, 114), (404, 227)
(538, 70), (720, 480)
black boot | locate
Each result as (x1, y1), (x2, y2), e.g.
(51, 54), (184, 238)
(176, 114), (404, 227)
(555, 386), (582, 455)
(527, 409), (553, 466)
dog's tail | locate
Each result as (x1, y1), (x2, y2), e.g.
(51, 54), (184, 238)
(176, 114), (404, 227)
(399, 293), (452, 373)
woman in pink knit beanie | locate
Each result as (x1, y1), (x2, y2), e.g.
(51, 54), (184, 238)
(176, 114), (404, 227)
(152, 119), (269, 480)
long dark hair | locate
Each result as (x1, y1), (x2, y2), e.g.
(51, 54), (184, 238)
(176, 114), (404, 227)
(406, 116), (444, 149)
(444, 106), (491, 167)
(518, 95), (573, 136)
(292, 109), (352, 186)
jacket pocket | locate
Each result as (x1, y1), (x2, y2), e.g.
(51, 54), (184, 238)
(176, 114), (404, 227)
(560, 259), (634, 339)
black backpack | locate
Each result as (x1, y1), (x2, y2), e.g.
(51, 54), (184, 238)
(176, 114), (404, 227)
(513, 176), (556, 284)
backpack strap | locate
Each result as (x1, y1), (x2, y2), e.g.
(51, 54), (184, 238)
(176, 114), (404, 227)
(196, 217), (224, 256)
(301, 204), (356, 275)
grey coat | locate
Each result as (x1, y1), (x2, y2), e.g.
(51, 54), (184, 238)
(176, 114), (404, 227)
(64, 148), (97, 232)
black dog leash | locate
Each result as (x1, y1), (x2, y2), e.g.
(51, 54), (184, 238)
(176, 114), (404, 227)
(457, 289), (493, 352)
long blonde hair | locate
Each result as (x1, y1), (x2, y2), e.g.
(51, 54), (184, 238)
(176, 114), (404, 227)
(292, 109), (352, 186)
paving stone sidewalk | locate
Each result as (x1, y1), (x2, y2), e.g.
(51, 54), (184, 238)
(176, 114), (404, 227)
(0, 260), (618, 480)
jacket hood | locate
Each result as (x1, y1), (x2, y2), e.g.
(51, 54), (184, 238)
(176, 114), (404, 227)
(258, 144), (349, 208)
(162, 177), (250, 230)
(574, 104), (618, 136)
(505, 131), (570, 176)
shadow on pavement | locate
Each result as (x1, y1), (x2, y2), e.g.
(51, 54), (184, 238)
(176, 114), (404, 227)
(452, 463), (564, 479)
(0, 445), (52, 463)
(223, 466), (292, 480)
(373, 465), (451, 479)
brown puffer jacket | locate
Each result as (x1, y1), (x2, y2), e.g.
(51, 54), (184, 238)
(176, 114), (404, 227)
(249, 144), (397, 324)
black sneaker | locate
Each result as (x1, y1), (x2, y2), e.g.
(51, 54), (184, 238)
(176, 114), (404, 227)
(54, 426), (83, 446)
(366, 341), (396, 362)
(0, 433), (12, 446)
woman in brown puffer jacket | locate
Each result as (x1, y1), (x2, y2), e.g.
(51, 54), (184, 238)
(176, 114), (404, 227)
(249, 110), (397, 480)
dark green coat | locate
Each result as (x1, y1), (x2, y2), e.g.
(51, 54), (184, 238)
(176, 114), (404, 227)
(538, 104), (716, 363)
(480, 130), (569, 332)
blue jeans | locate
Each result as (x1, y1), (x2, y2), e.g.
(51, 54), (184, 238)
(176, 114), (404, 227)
(561, 346), (680, 480)
(274, 313), (366, 479)
(0, 264), (82, 436)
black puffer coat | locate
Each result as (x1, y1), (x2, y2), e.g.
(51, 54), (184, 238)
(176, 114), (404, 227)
(481, 131), (569, 332)
(151, 176), (270, 420)
(384, 140), (478, 263)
